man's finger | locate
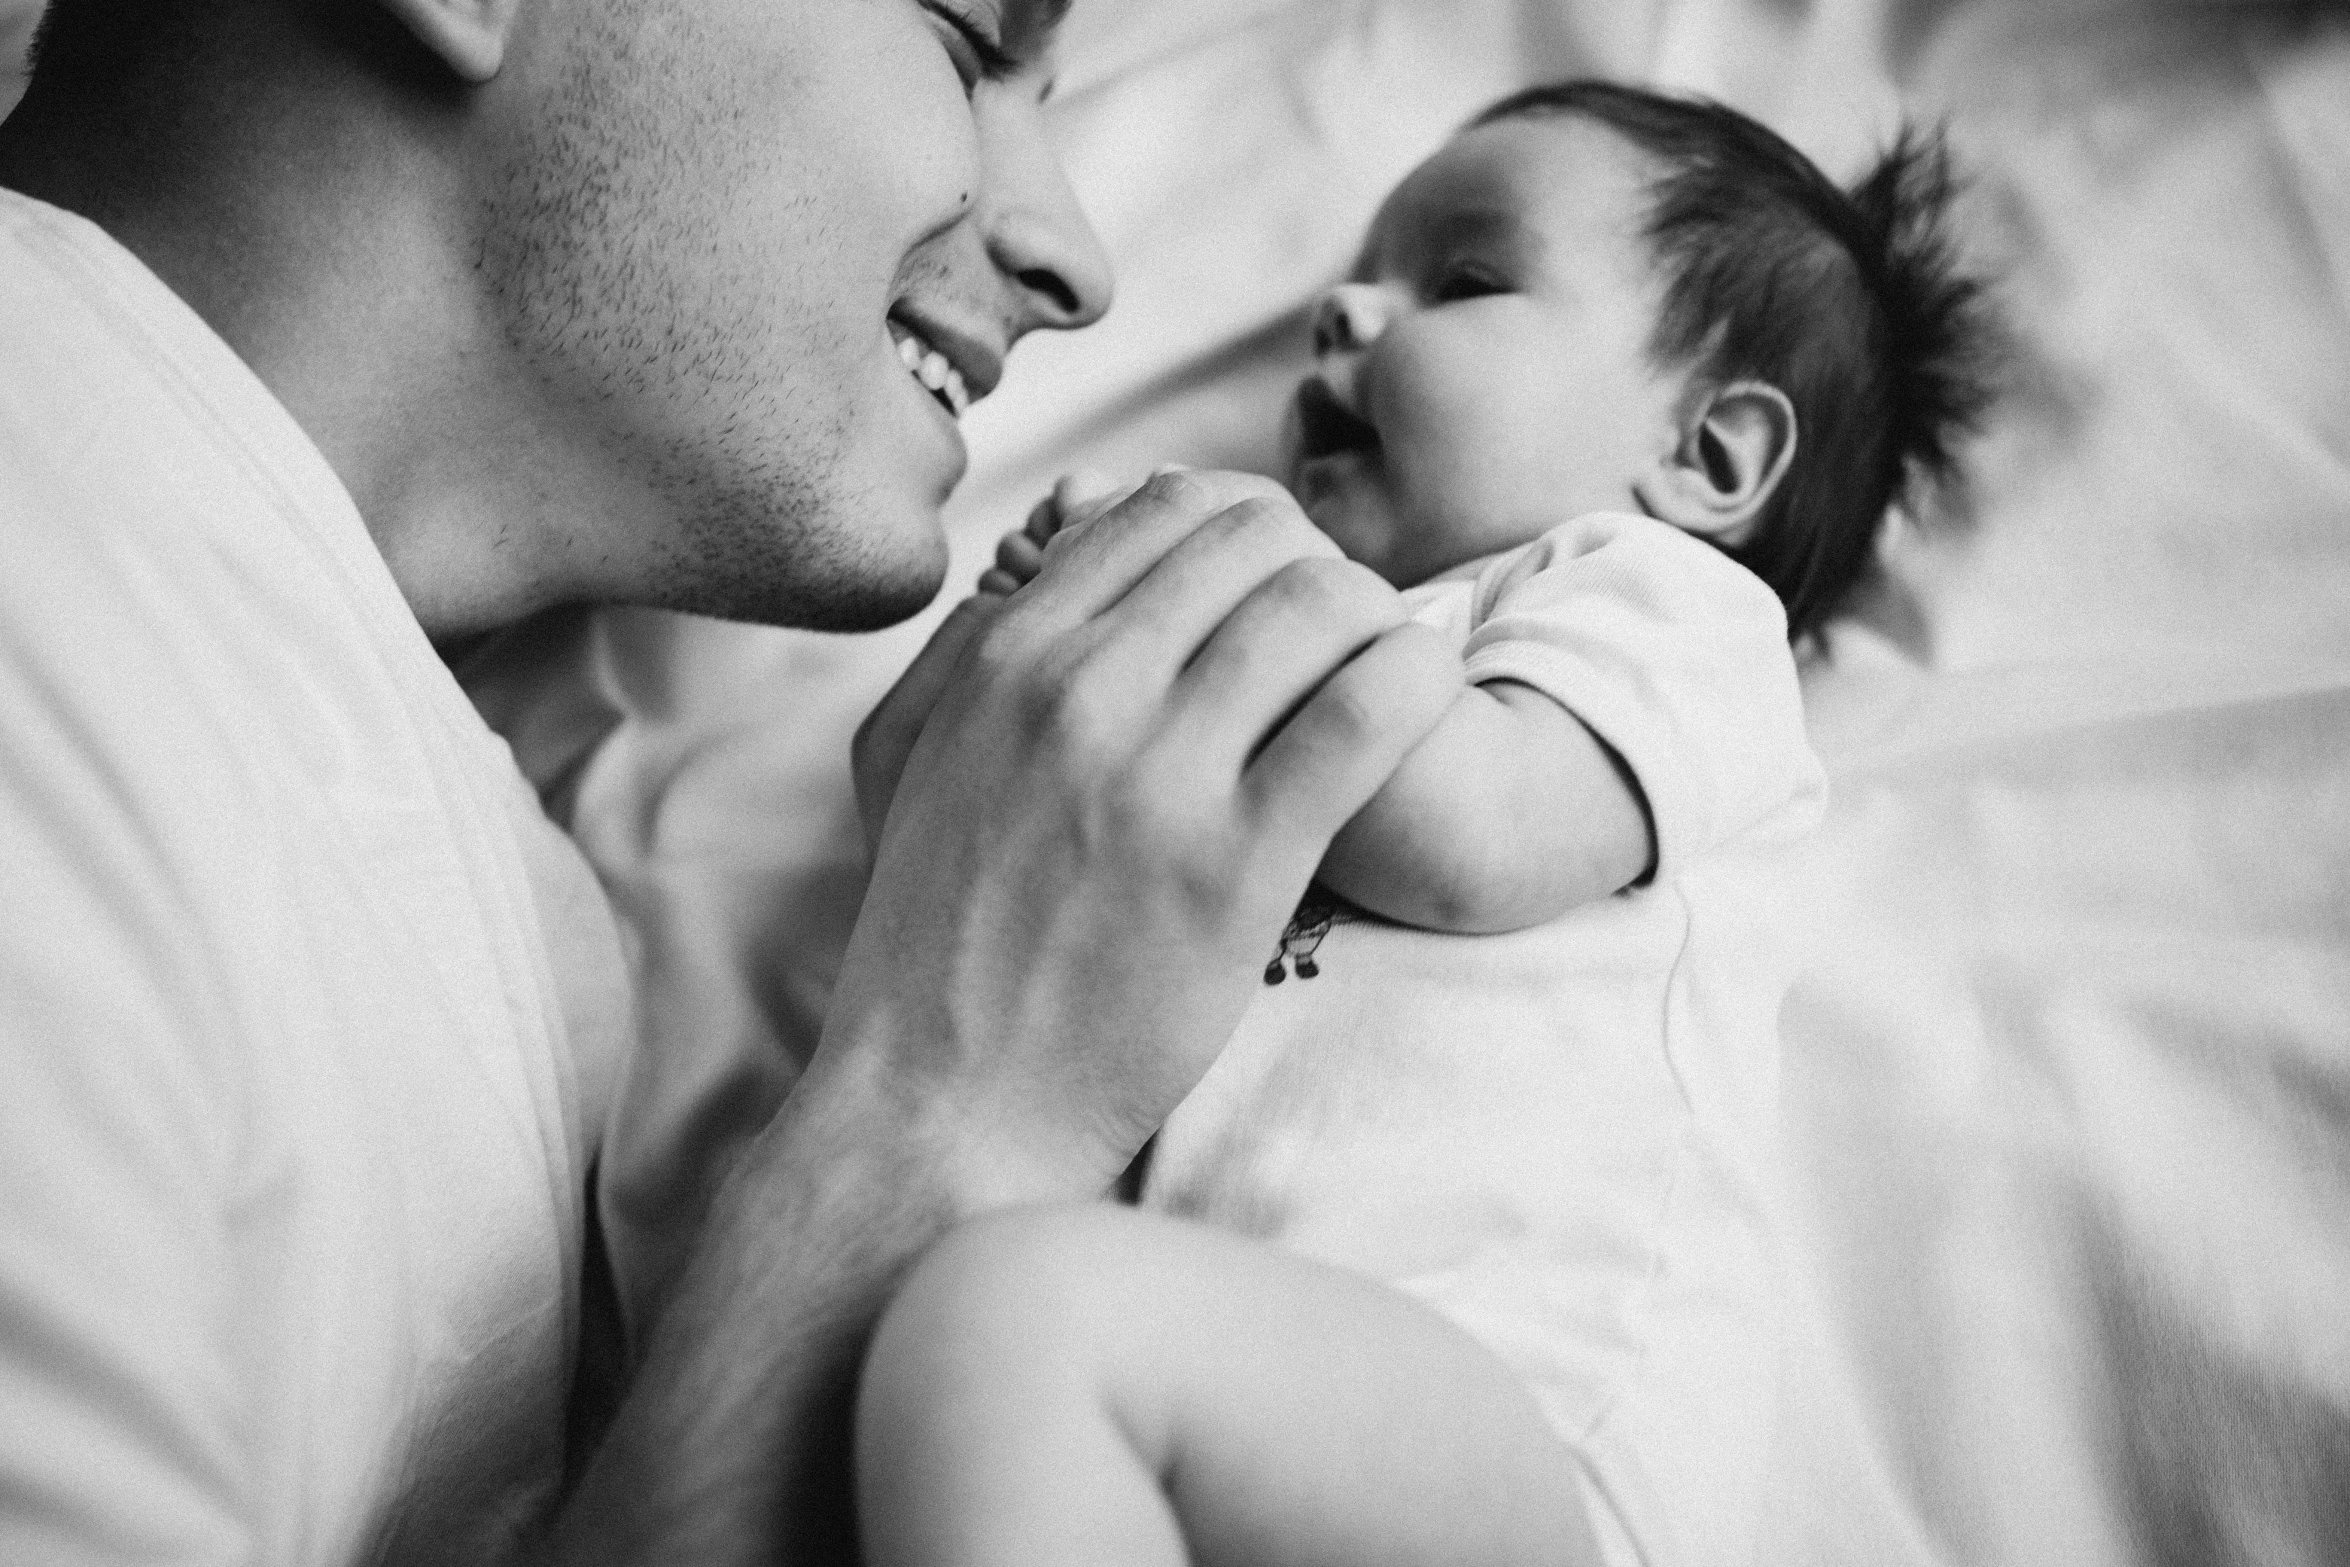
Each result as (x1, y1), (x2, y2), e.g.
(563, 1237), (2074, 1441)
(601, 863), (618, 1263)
(851, 593), (1004, 847)
(1162, 556), (1405, 768)
(1050, 470), (1129, 534)
(1242, 622), (1463, 848)
(1083, 497), (1346, 688)
(885, 593), (1000, 724)
(1013, 469), (1293, 629)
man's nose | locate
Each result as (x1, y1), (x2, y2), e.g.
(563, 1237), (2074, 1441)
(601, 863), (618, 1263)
(979, 96), (1115, 338)
(1310, 283), (1390, 359)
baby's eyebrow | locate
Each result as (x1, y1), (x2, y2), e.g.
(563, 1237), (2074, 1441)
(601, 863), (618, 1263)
(1370, 205), (1526, 278)
(1415, 206), (1522, 251)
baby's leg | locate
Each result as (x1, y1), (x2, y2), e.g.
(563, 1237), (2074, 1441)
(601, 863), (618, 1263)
(856, 1205), (1599, 1567)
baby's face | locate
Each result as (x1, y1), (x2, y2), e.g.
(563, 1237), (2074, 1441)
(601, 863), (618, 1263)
(1289, 118), (1687, 587)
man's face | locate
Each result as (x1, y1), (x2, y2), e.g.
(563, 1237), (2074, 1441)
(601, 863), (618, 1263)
(478, 0), (1109, 628)
(1287, 118), (1684, 588)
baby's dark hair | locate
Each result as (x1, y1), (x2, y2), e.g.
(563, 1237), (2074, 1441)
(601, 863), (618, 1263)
(1471, 81), (1999, 641)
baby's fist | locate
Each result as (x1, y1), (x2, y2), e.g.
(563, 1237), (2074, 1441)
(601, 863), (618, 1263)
(976, 470), (1128, 597)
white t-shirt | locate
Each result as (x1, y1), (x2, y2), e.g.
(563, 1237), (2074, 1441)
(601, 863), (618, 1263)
(0, 190), (630, 1565)
(1144, 512), (1826, 1567)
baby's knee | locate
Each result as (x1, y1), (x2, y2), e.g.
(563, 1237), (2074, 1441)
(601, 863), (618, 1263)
(872, 1205), (1149, 1359)
(861, 1205), (1141, 1431)
(859, 1210), (1207, 1564)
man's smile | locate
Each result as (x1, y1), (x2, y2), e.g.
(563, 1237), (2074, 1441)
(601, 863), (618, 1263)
(887, 307), (1005, 421)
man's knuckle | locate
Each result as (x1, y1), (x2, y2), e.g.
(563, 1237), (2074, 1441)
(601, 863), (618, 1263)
(1266, 555), (1356, 614)
(1031, 654), (1124, 756)
(1212, 470), (1287, 507)
(1233, 494), (1313, 542)
(965, 617), (1041, 702)
(1324, 559), (1403, 616)
(1139, 469), (1203, 509)
(1187, 495), (1277, 552)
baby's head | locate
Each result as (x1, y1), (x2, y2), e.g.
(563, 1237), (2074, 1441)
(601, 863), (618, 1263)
(1288, 80), (1997, 638)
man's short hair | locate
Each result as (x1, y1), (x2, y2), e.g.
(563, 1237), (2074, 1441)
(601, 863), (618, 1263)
(1473, 80), (2002, 642)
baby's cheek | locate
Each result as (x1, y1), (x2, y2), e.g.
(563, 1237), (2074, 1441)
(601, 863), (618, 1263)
(1374, 337), (1547, 576)
(1396, 434), (1525, 568)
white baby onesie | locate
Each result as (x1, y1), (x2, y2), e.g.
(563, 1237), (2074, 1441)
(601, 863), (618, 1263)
(1142, 510), (1826, 1567)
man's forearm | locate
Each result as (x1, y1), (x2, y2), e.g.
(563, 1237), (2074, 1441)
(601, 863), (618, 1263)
(540, 471), (1466, 1565)
(545, 1053), (978, 1567)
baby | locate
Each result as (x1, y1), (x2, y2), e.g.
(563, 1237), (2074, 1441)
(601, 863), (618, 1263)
(855, 81), (1994, 1567)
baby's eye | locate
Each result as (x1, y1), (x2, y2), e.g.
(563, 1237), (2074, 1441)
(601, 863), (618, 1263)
(1429, 265), (1508, 303)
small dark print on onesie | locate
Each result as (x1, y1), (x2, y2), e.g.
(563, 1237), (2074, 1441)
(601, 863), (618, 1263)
(1263, 884), (1367, 984)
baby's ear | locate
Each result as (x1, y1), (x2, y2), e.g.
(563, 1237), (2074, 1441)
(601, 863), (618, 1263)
(1637, 382), (1796, 545)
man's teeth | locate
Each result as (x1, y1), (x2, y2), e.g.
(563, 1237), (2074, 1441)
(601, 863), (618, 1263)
(893, 327), (970, 417)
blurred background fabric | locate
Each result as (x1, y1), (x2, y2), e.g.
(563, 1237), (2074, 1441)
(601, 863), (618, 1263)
(8, 2), (2347, 1563)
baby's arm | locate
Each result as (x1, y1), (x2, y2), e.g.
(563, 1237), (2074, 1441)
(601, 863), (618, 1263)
(1319, 679), (1652, 934)
(858, 1205), (1602, 1567)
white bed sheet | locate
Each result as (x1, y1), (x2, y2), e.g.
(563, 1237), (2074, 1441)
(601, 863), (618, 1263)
(1778, 8), (2350, 1561)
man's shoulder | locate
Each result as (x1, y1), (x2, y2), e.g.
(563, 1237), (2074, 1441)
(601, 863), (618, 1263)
(2, 187), (445, 784)
(3, 187), (313, 525)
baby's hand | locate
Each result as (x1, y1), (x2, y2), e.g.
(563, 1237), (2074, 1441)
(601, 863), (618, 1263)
(977, 471), (1128, 596)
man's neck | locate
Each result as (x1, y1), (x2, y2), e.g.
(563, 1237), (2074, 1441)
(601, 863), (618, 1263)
(0, 48), (640, 641)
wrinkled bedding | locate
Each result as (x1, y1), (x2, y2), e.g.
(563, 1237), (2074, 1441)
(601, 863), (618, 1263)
(10, 2), (2344, 1562)
(1776, 9), (2350, 1561)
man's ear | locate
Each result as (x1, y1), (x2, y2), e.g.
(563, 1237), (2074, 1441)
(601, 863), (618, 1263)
(1634, 381), (1797, 545)
(375, 0), (522, 83)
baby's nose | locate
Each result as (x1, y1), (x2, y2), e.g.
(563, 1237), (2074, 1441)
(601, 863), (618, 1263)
(1311, 283), (1388, 358)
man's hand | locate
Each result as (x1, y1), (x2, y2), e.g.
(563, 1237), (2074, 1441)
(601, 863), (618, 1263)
(830, 468), (1462, 1203)
(853, 472), (1127, 850)
(559, 471), (1457, 1567)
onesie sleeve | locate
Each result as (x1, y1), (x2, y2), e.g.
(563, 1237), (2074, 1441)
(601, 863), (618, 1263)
(1457, 513), (1824, 879)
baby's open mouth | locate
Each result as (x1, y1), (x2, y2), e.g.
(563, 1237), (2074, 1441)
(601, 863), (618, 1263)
(1294, 378), (1380, 461)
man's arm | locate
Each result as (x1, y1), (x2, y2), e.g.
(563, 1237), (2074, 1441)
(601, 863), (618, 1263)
(546, 1061), (979, 1563)
(1316, 678), (1654, 935)
(546, 471), (1461, 1565)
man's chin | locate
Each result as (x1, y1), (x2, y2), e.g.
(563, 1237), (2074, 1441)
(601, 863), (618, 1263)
(778, 563), (947, 633)
(682, 550), (948, 632)
(644, 503), (953, 631)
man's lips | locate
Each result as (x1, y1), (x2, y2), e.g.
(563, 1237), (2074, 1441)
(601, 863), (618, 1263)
(888, 307), (1005, 421)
